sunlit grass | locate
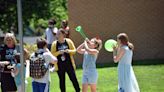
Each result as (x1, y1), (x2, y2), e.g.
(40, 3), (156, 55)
(24, 65), (164, 92)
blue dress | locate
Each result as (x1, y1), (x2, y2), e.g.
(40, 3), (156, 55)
(118, 46), (140, 92)
(82, 52), (98, 84)
(14, 63), (26, 87)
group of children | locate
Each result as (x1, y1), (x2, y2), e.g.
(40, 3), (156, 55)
(0, 31), (140, 92)
(77, 33), (140, 92)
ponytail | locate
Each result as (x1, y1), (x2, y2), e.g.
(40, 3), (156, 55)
(128, 42), (134, 50)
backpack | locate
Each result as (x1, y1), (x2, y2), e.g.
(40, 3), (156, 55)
(29, 51), (48, 79)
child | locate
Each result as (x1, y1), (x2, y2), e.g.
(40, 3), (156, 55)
(77, 37), (102, 92)
(113, 33), (140, 92)
(30, 38), (57, 92)
(8, 49), (29, 92)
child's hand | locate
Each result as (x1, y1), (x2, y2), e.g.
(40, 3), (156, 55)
(84, 38), (90, 45)
(85, 38), (90, 42)
(11, 69), (17, 77)
(113, 45), (117, 51)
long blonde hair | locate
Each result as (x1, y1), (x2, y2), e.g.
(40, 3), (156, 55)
(4, 33), (17, 45)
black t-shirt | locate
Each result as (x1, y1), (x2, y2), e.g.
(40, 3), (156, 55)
(56, 40), (71, 63)
(0, 44), (17, 72)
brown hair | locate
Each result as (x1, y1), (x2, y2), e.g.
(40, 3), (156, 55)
(117, 33), (134, 50)
(92, 38), (102, 51)
(58, 28), (67, 38)
(48, 19), (56, 25)
(36, 38), (47, 49)
(61, 20), (68, 28)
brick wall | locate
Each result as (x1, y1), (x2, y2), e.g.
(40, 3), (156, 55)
(68, 0), (164, 65)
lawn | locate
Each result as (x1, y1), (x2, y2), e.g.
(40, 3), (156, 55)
(24, 65), (164, 92)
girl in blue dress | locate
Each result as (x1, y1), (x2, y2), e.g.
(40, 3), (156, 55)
(77, 37), (102, 92)
(113, 33), (140, 92)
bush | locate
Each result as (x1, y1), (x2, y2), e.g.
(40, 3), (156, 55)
(24, 44), (37, 54)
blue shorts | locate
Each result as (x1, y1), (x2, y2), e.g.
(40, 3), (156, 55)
(82, 69), (98, 84)
(32, 81), (49, 92)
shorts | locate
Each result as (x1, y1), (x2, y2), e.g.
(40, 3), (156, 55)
(82, 69), (98, 84)
(32, 81), (49, 92)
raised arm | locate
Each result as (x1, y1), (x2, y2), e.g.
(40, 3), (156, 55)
(113, 47), (125, 63)
(84, 39), (99, 55)
(77, 43), (85, 54)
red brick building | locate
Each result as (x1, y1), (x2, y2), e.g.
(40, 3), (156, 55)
(68, 0), (164, 65)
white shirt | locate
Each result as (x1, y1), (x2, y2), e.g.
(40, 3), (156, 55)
(31, 49), (57, 83)
(45, 27), (58, 44)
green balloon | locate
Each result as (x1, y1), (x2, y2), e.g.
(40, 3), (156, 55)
(104, 39), (117, 52)
(75, 26), (82, 32)
(75, 26), (87, 38)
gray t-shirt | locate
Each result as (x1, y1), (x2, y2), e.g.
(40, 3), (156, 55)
(31, 49), (57, 83)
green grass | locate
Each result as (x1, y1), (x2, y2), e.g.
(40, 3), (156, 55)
(25, 65), (164, 92)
